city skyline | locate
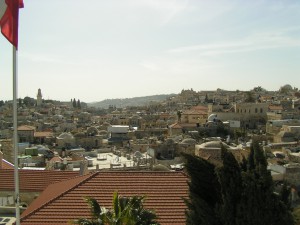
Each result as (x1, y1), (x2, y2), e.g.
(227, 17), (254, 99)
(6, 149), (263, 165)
(1, 0), (300, 103)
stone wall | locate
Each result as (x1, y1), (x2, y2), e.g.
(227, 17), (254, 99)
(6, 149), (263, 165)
(0, 191), (40, 207)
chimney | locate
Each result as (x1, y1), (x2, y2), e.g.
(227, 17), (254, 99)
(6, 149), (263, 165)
(79, 160), (88, 175)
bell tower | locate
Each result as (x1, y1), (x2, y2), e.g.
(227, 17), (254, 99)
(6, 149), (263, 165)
(37, 88), (42, 107)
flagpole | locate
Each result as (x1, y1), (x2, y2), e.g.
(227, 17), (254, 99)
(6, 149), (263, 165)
(13, 45), (21, 225)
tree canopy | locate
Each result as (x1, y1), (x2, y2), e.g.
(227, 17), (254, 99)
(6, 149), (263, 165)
(183, 140), (294, 225)
(73, 192), (159, 225)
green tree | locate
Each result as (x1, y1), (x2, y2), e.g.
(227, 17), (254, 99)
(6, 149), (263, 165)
(183, 140), (294, 225)
(236, 141), (293, 225)
(73, 192), (159, 225)
(23, 96), (35, 107)
(183, 153), (221, 225)
(244, 91), (255, 103)
(77, 99), (81, 109)
(73, 98), (77, 108)
(177, 110), (182, 122)
(216, 146), (243, 225)
(74, 197), (106, 225)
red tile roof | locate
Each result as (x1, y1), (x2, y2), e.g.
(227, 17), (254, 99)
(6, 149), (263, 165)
(170, 122), (200, 129)
(34, 131), (54, 138)
(191, 105), (208, 111)
(1, 159), (14, 169)
(268, 105), (283, 111)
(0, 169), (80, 192)
(17, 125), (35, 131)
(182, 109), (207, 115)
(20, 171), (189, 225)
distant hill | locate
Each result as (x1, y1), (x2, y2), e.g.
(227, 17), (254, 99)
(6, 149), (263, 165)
(87, 94), (176, 108)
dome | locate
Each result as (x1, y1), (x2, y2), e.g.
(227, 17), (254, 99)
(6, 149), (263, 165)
(57, 132), (74, 141)
(99, 130), (108, 135)
(130, 115), (141, 120)
(200, 141), (231, 149)
(202, 141), (222, 148)
(181, 138), (196, 145)
(86, 127), (99, 136)
(103, 122), (111, 126)
(152, 164), (170, 171)
(208, 114), (218, 122)
(74, 132), (85, 138)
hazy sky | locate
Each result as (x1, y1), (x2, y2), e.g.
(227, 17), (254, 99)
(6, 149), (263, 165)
(1, 0), (300, 103)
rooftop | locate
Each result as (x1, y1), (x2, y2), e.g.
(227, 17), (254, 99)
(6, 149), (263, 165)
(21, 171), (189, 225)
(0, 169), (80, 192)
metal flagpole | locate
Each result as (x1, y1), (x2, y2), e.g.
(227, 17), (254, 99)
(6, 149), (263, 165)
(13, 45), (21, 225)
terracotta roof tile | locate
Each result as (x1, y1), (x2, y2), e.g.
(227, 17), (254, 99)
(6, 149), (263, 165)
(20, 171), (189, 225)
(191, 105), (208, 111)
(0, 169), (80, 192)
(269, 105), (283, 111)
(183, 109), (207, 115)
(17, 125), (35, 131)
(1, 159), (14, 169)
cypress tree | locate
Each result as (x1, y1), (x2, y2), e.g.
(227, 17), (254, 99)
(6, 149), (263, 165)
(237, 141), (294, 225)
(184, 139), (294, 225)
(182, 153), (221, 225)
(73, 98), (77, 108)
(216, 146), (243, 225)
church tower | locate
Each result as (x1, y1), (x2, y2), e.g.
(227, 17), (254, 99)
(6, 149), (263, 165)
(37, 88), (42, 107)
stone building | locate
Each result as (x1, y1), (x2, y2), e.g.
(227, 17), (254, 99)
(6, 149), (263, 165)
(17, 125), (35, 143)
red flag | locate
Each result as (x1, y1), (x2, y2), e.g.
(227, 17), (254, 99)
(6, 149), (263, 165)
(0, 0), (24, 49)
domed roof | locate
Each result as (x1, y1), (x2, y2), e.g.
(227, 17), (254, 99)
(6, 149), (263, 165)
(99, 130), (108, 135)
(103, 122), (111, 126)
(152, 164), (170, 171)
(86, 127), (99, 135)
(74, 132), (85, 138)
(130, 115), (141, 120)
(200, 141), (230, 149)
(208, 114), (218, 122)
(57, 132), (74, 140)
(181, 138), (196, 145)
(201, 141), (222, 148)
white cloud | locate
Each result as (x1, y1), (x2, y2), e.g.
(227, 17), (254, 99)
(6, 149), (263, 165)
(167, 28), (300, 56)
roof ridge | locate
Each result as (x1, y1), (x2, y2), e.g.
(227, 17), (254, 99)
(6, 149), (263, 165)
(21, 171), (98, 221)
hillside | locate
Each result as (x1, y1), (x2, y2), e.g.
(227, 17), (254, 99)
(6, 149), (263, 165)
(87, 94), (176, 108)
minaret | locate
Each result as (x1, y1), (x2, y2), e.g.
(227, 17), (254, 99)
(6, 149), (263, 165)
(37, 88), (42, 107)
